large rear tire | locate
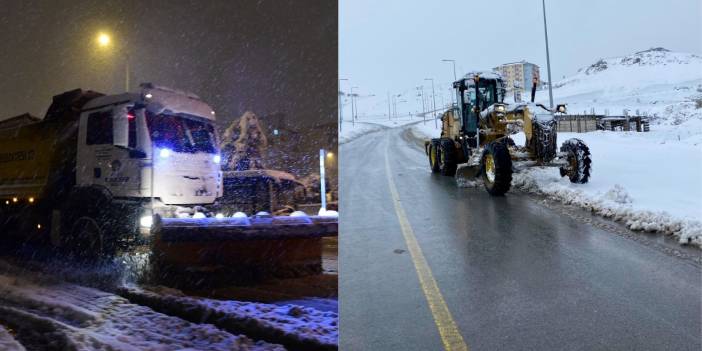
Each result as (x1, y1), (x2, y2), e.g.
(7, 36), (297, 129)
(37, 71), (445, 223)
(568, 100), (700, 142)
(61, 188), (116, 260)
(438, 140), (457, 176)
(428, 141), (440, 173)
(559, 138), (591, 183)
(481, 141), (513, 196)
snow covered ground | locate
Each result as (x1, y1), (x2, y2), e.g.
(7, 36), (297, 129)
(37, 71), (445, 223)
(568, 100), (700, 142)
(0, 258), (338, 350)
(0, 324), (24, 351)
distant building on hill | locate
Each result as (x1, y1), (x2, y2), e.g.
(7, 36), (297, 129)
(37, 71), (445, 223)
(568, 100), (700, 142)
(493, 61), (540, 102)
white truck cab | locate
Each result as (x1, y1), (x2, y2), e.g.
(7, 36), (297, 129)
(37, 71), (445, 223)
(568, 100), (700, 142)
(76, 84), (223, 225)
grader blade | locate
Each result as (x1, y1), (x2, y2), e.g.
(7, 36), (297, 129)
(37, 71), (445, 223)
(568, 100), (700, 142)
(454, 163), (482, 182)
(150, 214), (337, 287)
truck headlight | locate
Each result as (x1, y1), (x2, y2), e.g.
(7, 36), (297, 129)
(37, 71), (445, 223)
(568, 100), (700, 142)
(213, 155), (221, 164)
(139, 215), (153, 228)
(159, 148), (172, 158)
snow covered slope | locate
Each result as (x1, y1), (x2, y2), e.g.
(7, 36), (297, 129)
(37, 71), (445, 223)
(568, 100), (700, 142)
(536, 48), (702, 127)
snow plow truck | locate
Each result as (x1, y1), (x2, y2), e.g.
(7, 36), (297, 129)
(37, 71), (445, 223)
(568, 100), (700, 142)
(0, 84), (336, 278)
(426, 72), (592, 195)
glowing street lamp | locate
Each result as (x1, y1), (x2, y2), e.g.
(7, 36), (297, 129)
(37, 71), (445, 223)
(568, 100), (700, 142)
(96, 32), (111, 47)
(94, 31), (130, 91)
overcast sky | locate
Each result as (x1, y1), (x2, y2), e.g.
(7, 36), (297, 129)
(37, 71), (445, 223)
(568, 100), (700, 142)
(340, 0), (702, 117)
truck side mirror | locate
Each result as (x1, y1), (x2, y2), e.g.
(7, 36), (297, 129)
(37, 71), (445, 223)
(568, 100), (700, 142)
(113, 106), (130, 148)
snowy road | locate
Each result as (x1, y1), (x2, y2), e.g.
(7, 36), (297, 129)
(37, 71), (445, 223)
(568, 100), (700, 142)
(0, 250), (338, 351)
(339, 126), (701, 350)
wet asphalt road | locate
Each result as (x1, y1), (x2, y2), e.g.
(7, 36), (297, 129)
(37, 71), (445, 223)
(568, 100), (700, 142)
(339, 126), (701, 351)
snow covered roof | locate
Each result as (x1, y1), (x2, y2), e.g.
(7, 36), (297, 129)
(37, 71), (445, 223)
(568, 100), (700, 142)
(82, 83), (216, 121)
(462, 70), (503, 81)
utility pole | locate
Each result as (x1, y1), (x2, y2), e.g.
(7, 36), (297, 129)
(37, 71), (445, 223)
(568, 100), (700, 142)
(351, 86), (358, 126)
(338, 78), (347, 132)
(541, 0), (555, 115)
(425, 78), (437, 128)
(417, 86), (426, 124)
(387, 91), (392, 120)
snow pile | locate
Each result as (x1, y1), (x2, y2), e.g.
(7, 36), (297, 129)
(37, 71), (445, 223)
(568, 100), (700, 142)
(0, 269), (282, 350)
(409, 120), (443, 141)
(537, 48), (702, 125)
(511, 129), (702, 247)
(0, 325), (24, 351)
(118, 286), (338, 350)
(339, 121), (386, 144)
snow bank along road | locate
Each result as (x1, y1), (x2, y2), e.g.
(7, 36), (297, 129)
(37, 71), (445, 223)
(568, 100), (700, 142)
(0, 259), (338, 351)
(339, 127), (701, 351)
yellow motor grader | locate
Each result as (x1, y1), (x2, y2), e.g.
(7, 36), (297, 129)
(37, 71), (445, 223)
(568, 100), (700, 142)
(425, 72), (591, 195)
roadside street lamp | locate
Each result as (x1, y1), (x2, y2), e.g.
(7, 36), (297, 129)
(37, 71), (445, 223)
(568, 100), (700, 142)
(339, 78), (348, 132)
(541, 0), (555, 116)
(351, 86), (359, 125)
(442, 59), (457, 106)
(95, 31), (130, 91)
(97, 32), (111, 47)
(425, 78), (437, 128)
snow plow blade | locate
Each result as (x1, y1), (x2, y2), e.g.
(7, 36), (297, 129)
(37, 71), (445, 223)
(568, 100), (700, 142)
(454, 163), (481, 181)
(151, 214), (338, 287)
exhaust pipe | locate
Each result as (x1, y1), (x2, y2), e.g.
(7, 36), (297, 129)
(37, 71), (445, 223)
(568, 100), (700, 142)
(531, 77), (538, 103)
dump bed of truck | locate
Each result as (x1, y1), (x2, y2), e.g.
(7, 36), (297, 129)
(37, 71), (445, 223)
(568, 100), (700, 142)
(0, 89), (101, 200)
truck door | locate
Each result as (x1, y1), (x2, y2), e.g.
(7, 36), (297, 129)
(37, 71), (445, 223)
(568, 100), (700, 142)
(76, 105), (141, 196)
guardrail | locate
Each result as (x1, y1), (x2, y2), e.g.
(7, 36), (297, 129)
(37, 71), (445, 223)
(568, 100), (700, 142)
(556, 115), (650, 133)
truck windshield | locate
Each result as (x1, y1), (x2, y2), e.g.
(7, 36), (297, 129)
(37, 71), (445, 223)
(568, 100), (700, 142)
(147, 113), (217, 154)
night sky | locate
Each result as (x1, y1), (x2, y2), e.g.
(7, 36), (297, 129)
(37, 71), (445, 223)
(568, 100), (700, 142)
(0, 0), (337, 132)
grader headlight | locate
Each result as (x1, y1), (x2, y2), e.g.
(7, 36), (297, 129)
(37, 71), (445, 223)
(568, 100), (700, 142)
(495, 105), (506, 113)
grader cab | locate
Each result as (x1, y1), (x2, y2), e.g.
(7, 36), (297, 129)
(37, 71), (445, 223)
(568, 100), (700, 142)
(425, 71), (591, 195)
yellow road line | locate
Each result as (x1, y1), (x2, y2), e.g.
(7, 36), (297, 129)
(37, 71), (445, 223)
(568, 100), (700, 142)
(384, 138), (469, 351)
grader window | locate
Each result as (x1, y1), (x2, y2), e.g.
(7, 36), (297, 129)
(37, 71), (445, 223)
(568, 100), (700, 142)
(86, 111), (114, 145)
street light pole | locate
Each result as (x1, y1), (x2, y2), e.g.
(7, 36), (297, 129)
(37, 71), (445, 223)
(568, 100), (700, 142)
(387, 91), (391, 120)
(125, 56), (130, 91)
(541, 0), (555, 114)
(425, 78), (437, 128)
(338, 78), (348, 131)
(351, 86), (358, 126)
(442, 59), (457, 106)
(442, 59), (457, 81)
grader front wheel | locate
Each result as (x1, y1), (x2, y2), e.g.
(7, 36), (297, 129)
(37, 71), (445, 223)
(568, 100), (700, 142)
(481, 141), (513, 196)
(438, 141), (457, 176)
(559, 138), (591, 184)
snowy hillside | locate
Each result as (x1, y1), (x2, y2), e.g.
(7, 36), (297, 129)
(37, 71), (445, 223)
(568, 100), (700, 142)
(537, 48), (702, 126)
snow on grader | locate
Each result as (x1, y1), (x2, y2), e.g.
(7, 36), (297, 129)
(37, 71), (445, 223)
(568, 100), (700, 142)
(0, 85), (336, 285)
(425, 72), (592, 195)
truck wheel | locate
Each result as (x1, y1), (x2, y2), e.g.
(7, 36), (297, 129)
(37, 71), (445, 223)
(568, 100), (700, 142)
(559, 138), (591, 183)
(439, 140), (457, 176)
(481, 141), (513, 196)
(428, 142), (440, 173)
(62, 188), (116, 259)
